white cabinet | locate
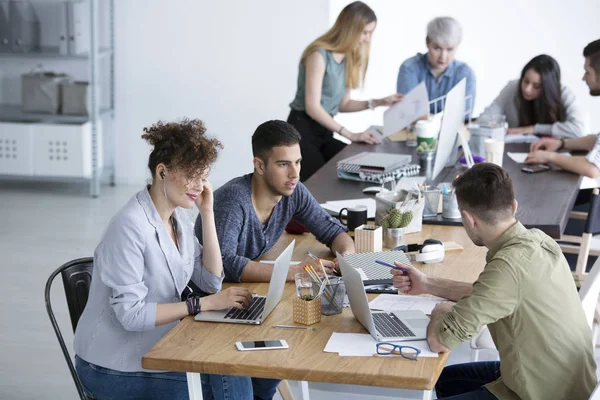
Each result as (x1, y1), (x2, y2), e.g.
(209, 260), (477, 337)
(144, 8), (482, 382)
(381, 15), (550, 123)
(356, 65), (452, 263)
(0, 121), (103, 178)
(0, 122), (34, 175)
(33, 121), (103, 178)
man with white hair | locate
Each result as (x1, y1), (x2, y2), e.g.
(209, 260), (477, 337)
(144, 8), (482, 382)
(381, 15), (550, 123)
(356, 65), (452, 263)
(397, 16), (475, 114)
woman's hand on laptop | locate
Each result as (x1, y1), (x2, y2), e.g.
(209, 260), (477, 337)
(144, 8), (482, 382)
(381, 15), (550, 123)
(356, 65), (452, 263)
(391, 263), (428, 295)
(202, 287), (252, 311)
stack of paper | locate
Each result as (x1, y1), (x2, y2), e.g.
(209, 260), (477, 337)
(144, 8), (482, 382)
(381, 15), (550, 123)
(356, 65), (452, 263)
(368, 294), (450, 315)
(324, 332), (438, 358)
(320, 199), (376, 219)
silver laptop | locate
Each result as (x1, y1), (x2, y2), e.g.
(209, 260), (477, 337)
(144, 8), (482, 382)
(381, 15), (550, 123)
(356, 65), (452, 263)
(195, 240), (294, 325)
(337, 252), (429, 341)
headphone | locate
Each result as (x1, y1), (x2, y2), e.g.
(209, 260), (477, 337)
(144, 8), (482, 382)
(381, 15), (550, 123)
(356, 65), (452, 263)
(160, 171), (165, 180)
(392, 239), (445, 264)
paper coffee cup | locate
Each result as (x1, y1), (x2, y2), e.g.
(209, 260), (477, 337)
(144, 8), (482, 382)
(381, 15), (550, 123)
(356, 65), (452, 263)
(484, 139), (505, 167)
(416, 120), (435, 145)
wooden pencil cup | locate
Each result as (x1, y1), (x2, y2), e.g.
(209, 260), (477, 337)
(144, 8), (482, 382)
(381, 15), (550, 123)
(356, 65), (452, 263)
(354, 224), (383, 253)
(293, 297), (322, 326)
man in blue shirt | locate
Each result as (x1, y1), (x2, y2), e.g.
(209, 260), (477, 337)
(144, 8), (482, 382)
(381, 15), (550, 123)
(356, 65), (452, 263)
(195, 120), (355, 282)
(397, 16), (476, 115)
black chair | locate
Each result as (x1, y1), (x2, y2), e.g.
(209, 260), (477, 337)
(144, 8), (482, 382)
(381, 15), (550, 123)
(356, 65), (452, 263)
(45, 257), (94, 400)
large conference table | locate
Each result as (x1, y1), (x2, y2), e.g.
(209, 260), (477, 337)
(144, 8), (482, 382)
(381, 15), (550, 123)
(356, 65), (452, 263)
(305, 139), (582, 239)
(142, 140), (582, 400)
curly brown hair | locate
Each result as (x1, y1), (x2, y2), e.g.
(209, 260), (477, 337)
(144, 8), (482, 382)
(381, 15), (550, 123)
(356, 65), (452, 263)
(141, 119), (223, 180)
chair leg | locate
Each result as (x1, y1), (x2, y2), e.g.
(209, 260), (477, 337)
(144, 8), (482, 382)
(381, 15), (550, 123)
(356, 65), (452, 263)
(277, 380), (295, 400)
(575, 233), (592, 280)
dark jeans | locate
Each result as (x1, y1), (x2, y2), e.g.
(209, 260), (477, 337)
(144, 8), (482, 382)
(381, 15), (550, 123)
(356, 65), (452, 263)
(435, 361), (500, 399)
(76, 355), (279, 400)
(287, 109), (346, 182)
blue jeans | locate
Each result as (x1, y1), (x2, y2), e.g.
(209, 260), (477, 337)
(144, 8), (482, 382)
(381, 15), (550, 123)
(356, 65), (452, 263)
(75, 355), (280, 400)
(435, 361), (500, 399)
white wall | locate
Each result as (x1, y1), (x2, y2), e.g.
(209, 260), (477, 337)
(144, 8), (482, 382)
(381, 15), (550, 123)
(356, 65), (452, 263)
(330, 0), (600, 134)
(114, 0), (329, 186)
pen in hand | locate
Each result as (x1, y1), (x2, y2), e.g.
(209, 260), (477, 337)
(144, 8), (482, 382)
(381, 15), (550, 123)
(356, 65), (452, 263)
(375, 260), (408, 273)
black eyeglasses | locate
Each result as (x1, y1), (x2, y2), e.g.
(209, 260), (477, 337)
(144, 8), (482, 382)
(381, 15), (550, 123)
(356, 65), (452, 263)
(376, 342), (421, 360)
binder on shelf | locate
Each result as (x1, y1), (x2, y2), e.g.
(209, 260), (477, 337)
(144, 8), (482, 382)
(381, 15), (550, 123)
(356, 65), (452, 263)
(9, 0), (40, 53)
(67, 1), (89, 55)
(35, 1), (69, 55)
(336, 151), (419, 183)
(0, 2), (10, 53)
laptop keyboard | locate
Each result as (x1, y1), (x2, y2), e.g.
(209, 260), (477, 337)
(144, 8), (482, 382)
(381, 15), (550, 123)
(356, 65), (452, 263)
(373, 313), (415, 338)
(224, 296), (266, 321)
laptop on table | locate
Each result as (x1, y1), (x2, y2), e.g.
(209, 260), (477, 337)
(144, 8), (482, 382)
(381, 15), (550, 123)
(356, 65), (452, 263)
(194, 240), (295, 325)
(337, 252), (430, 341)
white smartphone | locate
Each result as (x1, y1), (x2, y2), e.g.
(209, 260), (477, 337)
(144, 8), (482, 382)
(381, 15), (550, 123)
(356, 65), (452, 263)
(235, 340), (289, 351)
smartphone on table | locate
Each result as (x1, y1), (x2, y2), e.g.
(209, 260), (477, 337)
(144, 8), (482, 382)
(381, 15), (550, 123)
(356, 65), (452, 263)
(235, 340), (289, 351)
(521, 164), (551, 174)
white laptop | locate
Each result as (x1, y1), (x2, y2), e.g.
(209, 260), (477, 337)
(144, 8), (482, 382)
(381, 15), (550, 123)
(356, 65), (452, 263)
(337, 252), (430, 341)
(194, 240), (294, 325)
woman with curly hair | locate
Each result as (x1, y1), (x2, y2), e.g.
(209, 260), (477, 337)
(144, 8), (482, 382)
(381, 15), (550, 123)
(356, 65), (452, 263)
(73, 119), (266, 399)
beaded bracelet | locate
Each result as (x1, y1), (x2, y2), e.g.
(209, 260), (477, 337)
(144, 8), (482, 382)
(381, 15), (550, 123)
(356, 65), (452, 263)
(186, 296), (201, 315)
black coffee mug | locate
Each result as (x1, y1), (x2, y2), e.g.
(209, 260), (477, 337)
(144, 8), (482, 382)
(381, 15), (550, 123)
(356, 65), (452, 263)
(338, 205), (368, 231)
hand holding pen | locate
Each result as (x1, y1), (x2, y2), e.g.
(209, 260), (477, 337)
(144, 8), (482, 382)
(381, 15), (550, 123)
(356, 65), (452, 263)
(387, 262), (429, 296)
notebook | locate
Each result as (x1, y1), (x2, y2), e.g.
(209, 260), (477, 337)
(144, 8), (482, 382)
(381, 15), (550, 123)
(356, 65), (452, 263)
(336, 152), (419, 184)
(342, 251), (412, 286)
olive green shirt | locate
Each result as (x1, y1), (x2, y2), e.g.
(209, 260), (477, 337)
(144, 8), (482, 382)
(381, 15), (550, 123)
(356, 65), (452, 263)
(438, 222), (596, 400)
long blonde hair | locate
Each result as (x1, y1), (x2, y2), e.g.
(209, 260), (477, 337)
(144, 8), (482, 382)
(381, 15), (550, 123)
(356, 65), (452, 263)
(301, 1), (376, 89)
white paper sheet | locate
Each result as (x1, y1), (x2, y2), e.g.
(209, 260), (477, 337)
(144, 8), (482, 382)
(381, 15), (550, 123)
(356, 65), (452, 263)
(320, 198), (376, 219)
(368, 294), (449, 315)
(383, 82), (429, 136)
(259, 260), (301, 265)
(324, 332), (438, 358)
(506, 152), (528, 163)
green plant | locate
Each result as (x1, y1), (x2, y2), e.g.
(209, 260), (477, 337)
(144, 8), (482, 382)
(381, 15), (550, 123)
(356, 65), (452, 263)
(379, 208), (413, 229)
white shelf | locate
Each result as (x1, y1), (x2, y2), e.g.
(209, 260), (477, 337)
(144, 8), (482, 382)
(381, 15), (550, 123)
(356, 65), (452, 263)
(0, 47), (112, 60)
(0, 104), (113, 125)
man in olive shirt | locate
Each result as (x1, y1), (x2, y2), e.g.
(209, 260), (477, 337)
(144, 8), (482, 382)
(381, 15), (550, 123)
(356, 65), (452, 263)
(392, 163), (596, 400)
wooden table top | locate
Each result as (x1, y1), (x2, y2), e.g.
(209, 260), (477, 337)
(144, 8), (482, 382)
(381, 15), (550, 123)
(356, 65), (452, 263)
(305, 140), (582, 238)
(142, 225), (486, 390)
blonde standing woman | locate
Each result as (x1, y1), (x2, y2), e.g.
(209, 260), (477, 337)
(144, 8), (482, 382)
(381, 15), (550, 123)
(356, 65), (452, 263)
(288, 1), (402, 181)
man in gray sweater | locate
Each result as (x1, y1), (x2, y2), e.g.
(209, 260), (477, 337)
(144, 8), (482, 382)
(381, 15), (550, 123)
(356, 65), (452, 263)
(195, 120), (355, 282)
(525, 39), (600, 177)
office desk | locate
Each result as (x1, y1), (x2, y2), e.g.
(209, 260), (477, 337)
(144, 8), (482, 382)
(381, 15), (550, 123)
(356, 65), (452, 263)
(143, 226), (486, 400)
(305, 140), (582, 238)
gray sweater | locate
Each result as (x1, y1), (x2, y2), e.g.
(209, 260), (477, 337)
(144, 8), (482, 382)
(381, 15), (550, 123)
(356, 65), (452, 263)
(195, 174), (346, 282)
(480, 79), (586, 138)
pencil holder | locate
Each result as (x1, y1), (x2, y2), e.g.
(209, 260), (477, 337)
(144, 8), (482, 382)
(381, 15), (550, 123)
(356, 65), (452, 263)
(354, 224), (382, 253)
(293, 297), (322, 325)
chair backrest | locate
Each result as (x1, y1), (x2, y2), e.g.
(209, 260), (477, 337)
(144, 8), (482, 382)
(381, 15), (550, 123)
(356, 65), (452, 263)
(45, 257), (93, 400)
(579, 256), (600, 330)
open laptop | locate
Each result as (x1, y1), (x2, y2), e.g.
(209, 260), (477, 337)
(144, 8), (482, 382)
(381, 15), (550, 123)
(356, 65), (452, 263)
(337, 252), (430, 341)
(195, 240), (294, 325)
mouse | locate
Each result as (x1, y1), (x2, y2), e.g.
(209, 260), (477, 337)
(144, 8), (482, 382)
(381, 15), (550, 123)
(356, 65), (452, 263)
(362, 186), (389, 195)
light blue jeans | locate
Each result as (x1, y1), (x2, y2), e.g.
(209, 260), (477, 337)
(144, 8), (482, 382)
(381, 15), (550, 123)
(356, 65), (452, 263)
(75, 355), (280, 400)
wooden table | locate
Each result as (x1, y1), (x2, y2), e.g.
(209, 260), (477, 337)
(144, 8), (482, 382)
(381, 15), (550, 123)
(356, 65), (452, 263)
(142, 225), (487, 400)
(305, 140), (582, 238)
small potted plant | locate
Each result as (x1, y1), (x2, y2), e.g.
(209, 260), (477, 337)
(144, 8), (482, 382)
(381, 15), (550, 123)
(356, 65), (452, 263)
(379, 207), (414, 248)
(416, 139), (438, 182)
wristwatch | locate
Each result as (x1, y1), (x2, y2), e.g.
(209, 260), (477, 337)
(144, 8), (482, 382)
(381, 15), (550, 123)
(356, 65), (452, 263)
(186, 295), (202, 315)
(558, 138), (566, 150)
(367, 99), (374, 110)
